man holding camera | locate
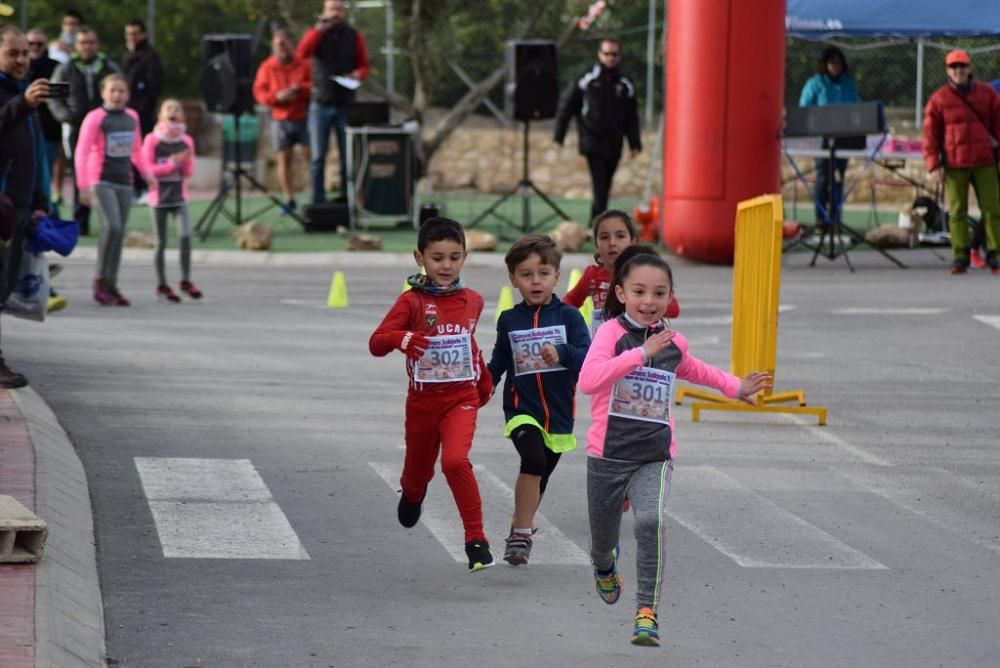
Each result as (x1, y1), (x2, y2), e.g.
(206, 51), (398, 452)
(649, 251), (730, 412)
(0, 27), (54, 387)
(296, 0), (369, 205)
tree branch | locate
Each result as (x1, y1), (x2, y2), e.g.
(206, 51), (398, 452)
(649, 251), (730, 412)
(420, 8), (571, 163)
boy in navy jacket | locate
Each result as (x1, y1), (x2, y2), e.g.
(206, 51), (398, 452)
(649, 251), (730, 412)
(488, 235), (591, 565)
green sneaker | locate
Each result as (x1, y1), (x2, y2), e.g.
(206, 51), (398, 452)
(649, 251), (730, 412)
(593, 544), (622, 604)
(631, 607), (660, 647)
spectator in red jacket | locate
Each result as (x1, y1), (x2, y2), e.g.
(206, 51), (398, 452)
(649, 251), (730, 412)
(254, 30), (312, 214)
(923, 49), (1000, 275)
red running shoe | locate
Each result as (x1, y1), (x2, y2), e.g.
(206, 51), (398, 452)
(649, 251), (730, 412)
(970, 248), (987, 269)
(108, 285), (130, 307)
(93, 278), (115, 305)
(156, 284), (181, 303)
(179, 280), (202, 299)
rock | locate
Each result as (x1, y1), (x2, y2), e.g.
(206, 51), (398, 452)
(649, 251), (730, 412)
(346, 233), (383, 251)
(124, 231), (155, 248)
(465, 229), (497, 251)
(548, 221), (589, 252)
(234, 221), (273, 251)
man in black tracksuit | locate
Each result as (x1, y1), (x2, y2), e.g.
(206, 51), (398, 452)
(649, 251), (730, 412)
(554, 38), (641, 221)
(0, 28), (52, 387)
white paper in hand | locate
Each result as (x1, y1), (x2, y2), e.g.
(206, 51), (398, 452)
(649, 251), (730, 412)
(331, 75), (361, 90)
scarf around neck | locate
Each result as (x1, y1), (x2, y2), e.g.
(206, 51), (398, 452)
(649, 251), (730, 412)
(406, 273), (465, 296)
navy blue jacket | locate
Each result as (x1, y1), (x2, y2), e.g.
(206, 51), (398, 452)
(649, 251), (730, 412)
(488, 295), (591, 435)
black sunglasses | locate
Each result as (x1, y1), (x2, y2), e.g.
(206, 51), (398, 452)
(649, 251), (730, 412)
(947, 63), (970, 69)
(28, 41), (46, 47)
(601, 51), (620, 57)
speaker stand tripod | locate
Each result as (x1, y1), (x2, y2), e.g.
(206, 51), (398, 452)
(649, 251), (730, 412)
(805, 140), (906, 272)
(467, 119), (572, 238)
(194, 112), (306, 241)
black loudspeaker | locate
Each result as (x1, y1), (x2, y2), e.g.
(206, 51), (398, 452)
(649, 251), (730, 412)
(303, 201), (350, 233)
(351, 128), (416, 218)
(348, 101), (391, 127)
(784, 102), (885, 138)
(505, 40), (558, 121)
(202, 34), (254, 115)
(419, 203), (439, 225)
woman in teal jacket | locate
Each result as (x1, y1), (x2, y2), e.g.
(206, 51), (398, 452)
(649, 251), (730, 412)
(799, 47), (860, 225)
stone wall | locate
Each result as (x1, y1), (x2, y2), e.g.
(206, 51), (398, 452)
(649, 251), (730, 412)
(191, 105), (924, 209)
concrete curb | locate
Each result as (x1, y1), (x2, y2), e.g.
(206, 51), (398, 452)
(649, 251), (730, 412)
(11, 389), (106, 668)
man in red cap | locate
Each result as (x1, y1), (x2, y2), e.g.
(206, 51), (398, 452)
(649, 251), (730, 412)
(923, 49), (1000, 275)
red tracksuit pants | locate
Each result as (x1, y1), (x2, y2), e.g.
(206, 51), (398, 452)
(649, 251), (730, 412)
(401, 386), (485, 544)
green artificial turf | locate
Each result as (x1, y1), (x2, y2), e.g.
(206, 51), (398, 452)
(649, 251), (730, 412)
(70, 191), (901, 255)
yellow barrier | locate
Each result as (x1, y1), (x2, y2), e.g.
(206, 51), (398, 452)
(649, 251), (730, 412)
(675, 194), (827, 425)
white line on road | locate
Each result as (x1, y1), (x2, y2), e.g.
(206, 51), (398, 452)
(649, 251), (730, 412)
(831, 466), (1000, 556)
(783, 414), (893, 467)
(135, 457), (310, 560)
(972, 315), (1000, 331)
(830, 308), (947, 315)
(369, 462), (590, 565)
(668, 466), (887, 569)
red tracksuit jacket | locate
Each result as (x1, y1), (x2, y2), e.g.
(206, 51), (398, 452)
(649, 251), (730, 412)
(369, 287), (491, 396)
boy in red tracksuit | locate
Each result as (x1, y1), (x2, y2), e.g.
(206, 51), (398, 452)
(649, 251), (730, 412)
(369, 218), (496, 572)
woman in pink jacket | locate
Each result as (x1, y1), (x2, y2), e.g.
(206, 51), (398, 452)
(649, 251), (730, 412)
(140, 99), (201, 302)
(578, 245), (770, 648)
(75, 73), (143, 305)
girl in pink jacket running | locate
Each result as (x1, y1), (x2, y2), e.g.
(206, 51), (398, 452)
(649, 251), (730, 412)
(75, 73), (142, 305)
(578, 245), (770, 648)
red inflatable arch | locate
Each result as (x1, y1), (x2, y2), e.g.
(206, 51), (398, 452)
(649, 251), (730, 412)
(661, 0), (786, 264)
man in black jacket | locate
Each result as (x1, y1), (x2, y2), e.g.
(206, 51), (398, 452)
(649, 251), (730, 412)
(27, 29), (62, 201)
(122, 19), (162, 136)
(554, 38), (641, 221)
(0, 28), (53, 388)
(296, 0), (370, 205)
(122, 19), (162, 201)
(48, 26), (118, 235)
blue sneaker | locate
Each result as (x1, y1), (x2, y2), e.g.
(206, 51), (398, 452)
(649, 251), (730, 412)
(280, 199), (297, 216)
(631, 607), (660, 646)
(593, 544), (622, 604)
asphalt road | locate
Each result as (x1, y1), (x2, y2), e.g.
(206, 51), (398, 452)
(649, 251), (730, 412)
(5, 248), (999, 668)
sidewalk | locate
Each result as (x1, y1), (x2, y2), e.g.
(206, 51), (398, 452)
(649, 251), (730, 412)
(0, 389), (105, 668)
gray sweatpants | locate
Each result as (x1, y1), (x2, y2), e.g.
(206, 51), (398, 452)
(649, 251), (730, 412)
(151, 205), (192, 285)
(92, 183), (133, 286)
(588, 455), (674, 612)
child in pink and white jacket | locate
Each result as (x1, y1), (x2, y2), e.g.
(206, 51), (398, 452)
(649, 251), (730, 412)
(74, 73), (143, 306)
(578, 245), (771, 648)
(140, 99), (201, 303)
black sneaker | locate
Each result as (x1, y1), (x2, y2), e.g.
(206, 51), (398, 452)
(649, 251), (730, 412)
(397, 489), (425, 528)
(0, 362), (28, 389)
(465, 540), (494, 572)
(503, 529), (533, 565)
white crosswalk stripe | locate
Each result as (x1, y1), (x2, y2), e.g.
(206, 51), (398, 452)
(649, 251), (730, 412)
(135, 457), (310, 560)
(668, 466), (887, 569)
(369, 462), (590, 565)
(973, 314), (1000, 331)
(831, 308), (947, 315)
